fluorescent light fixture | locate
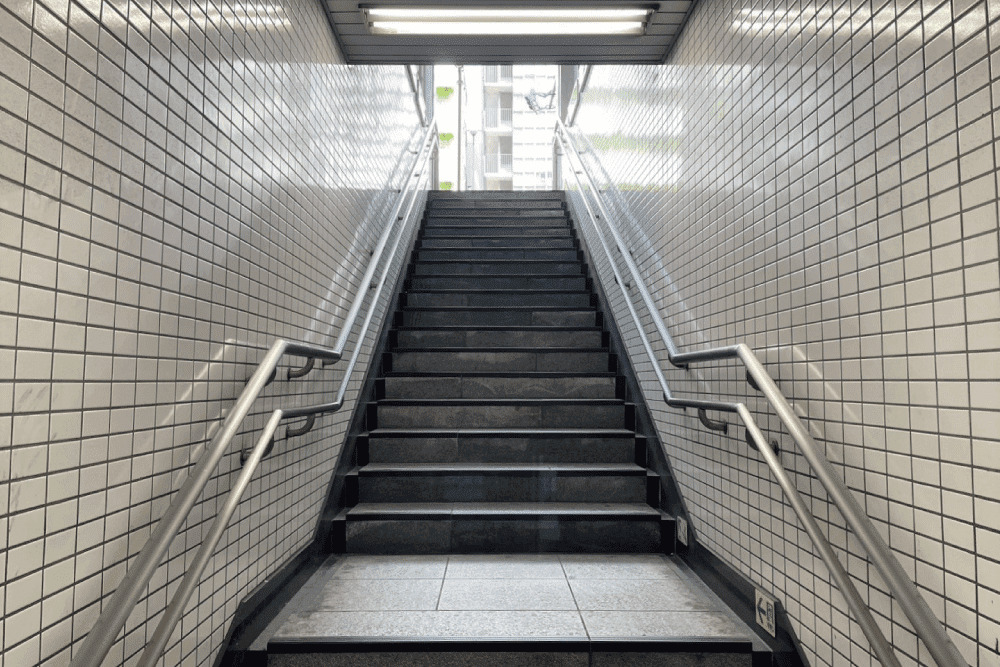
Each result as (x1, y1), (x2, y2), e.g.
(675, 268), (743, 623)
(367, 6), (650, 35)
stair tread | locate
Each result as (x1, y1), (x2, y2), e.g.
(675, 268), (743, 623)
(420, 232), (571, 235)
(392, 346), (608, 353)
(347, 502), (663, 517)
(359, 463), (646, 474)
(401, 306), (595, 311)
(382, 371), (616, 378)
(395, 325), (602, 331)
(413, 259), (580, 263)
(364, 428), (636, 437)
(375, 398), (627, 406)
(426, 212), (566, 216)
(404, 289), (588, 294)
(410, 273), (585, 278)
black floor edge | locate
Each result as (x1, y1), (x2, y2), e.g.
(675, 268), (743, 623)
(269, 637), (754, 655)
(215, 546), (322, 667)
(683, 542), (807, 667)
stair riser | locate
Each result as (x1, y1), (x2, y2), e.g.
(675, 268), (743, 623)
(344, 518), (665, 554)
(403, 292), (592, 308)
(429, 200), (564, 209)
(418, 237), (576, 249)
(416, 249), (581, 262)
(381, 376), (618, 399)
(373, 404), (630, 429)
(407, 276), (587, 290)
(365, 436), (637, 464)
(398, 311), (598, 327)
(427, 209), (566, 218)
(424, 218), (570, 228)
(429, 193), (563, 201)
(394, 329), (604, 348)
(389, 351), (611, 373)
(358, 474), (645, 503)
(421, 227), (571, 238)
(271, 652), (749, 667)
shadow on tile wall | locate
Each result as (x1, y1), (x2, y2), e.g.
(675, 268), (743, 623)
(569, 0), (998, 665)
(0, 0), (422, 664)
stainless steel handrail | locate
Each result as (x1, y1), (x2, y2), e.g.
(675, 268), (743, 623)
(555, 118), (967, 667)
(567, 65), (592, 127)
(73, 124), (438, 667)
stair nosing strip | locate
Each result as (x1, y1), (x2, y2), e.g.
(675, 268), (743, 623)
(408, 273), (586, 277)
(400, 307), (595, 312)
(403, 289), (590, 294)
(382, 371), (616, 377)
(373, 398), (629, 406)
(393, 326), (602, 330)
(358, 463), (647, 474)
(391, 346), (608, 352)
(346, 502), (663, 519)
(363, 428), (636, 436)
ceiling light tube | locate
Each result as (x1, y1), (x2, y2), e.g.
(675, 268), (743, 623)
(367, 7), (651, 20)
(371, 20), (646, 35)
(366, 6), (651, 35)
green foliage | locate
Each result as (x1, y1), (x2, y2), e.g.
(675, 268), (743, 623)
(438, 132), (454, 147)
(439, 181), (453, 190)
(436, 86), (454, 101)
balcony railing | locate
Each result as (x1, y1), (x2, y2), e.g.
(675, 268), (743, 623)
(485, 152), (512, 174)
(485, 106), (513, 129)
(484, 64), (513, 84)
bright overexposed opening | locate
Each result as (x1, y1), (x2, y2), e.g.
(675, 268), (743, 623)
(367, 7), (650, 35)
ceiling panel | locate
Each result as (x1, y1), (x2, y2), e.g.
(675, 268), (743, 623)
(323, 0), (697, 64)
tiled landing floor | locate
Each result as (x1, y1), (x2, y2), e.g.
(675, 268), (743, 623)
(263, 554), (754, 644)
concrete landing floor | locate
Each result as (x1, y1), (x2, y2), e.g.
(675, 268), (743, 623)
(256, 554), (760, 650)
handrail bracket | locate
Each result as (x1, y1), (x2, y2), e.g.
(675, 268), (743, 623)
(287, 357), (315, 380)
(286, 414), (317, 438)
(697, 408), (728, 434)
(746, 428), (779, 455)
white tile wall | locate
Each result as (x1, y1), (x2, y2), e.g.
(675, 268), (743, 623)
(567, 1), (998, 665)
(0, 0), (422, 665)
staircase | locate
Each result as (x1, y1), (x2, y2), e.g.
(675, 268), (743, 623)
(226, 192), (772, 667)
(333, 190), (674, 554)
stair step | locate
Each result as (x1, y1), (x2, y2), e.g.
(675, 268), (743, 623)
(415, 248), (581, 262)
(429, 199), (564, 208)
(380, 374), (618, 399)
(407, 275), (588, 290)
(411, 260), (584, 275)
(387, 348), (612, 373)
(429, 191), (563, 201)
(355, 464), (648, 503)
(398, 309), (599, 327)
(268, 641), (754, 667)
(370, 398), (632, 429)
(427, 210), (566, 218)
(360, 463), (644, 473)
(341, 502), (670, 554)
(363, 429), (640, 464)
(420, 216), (575, 230)
(393, 327), (605, 348)
(418, 237), (577, 249)
(421, 227), (572, 238)
(403, 290), (592, 308)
